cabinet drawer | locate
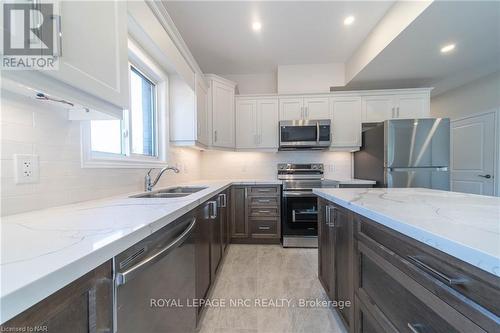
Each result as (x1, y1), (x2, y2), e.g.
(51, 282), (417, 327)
(249, 197), (279, 207)
(358, 243), (483, 333)
(249, 219), (278, 237)
(248, 186), (279, 196)
(249, 207), (278, 217)
(357, 217), (500, 330)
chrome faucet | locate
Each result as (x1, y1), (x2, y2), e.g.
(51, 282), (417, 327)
(145, 166), (180, 192)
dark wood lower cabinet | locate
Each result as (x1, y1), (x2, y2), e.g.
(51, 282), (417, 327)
(318, 199), (500, 333)
(231, 185), (281, 243)
(318, 200), (354, 332)
(231, 186), (248, 238)
(219, 189), (230, 252)
(195, 200), (212, 318)
(1, 261), (113, 333)
(318, 198), (332, 295)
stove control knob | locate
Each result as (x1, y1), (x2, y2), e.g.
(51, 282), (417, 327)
(312, 165), (317, 169)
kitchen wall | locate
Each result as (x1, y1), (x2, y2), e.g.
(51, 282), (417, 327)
(277, 63), (345, 93)
(431, 71), (500, 119)
(0, 91), (202, 216)
(200, 150), (352, 180)
(223, 73), (277, 95)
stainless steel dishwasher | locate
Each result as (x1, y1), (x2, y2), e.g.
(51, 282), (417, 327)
(113, 212), (197, 333)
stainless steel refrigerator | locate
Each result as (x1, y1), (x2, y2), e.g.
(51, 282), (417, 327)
(354, 118), (450, 190)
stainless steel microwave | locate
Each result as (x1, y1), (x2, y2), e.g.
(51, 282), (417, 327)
(279, 119), (331, 150)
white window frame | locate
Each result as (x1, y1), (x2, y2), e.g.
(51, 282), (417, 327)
(81, 39), (169, 168)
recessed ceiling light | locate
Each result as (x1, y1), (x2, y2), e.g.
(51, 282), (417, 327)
(344, 16), (355, 26)
(440, 43), (456, 53)
(252, 21), (262, 32)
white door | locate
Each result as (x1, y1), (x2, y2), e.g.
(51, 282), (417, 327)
(451, 112), (496, 196)
(330, 96), (362, 147)
(257, 98), (279, 148)
(196, 76), (209, 146)
(212, 81), (235, 148)
(396, 93), (430, 119)
(304, 97), (330, 120)
(46, 1), (128, 109)
(362, 95), (395, 122)
(236, 99), (257, 149)
(279, 97), (303, 120)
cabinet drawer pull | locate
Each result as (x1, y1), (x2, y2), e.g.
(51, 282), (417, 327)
(407, 255), (467, 286)
(258, 210), (271, 213)
(407, 323), (424, 333)
(258, 226), (271, 230)
(257, 199), (272, 203)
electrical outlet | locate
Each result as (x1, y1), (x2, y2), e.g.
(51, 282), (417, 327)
(14, 154), (39, 184)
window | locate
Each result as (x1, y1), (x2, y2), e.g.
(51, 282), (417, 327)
(130, 67), (156, 156)
(81, 41), (167, 168)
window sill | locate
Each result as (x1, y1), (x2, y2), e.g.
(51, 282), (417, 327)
(81, 156), (168, 169)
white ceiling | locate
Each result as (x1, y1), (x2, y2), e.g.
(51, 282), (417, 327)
(345, 1), (500, 95)
(163, 1), (395, 74)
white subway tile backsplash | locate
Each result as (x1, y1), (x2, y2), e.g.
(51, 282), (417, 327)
(1, 92), (202, 216)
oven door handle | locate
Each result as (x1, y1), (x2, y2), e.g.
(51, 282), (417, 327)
(292, 209), (318, 222)
(283, 191), (317, 198)
(316, 121), (320, 143)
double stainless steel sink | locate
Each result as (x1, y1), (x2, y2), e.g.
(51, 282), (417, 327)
(130, 186), (208, 199)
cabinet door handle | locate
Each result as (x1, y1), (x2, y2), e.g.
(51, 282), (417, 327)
(391, 107), (395, 118)
(407, 255), (467, 286)
(218, 193), (227, 208)
(397, 107), (400, 118)
(478, 174), (492, 179)
(326, 206), (336, 227)
(258, 226), (271, 230)
(214, 130), (218, 143)
(208, 200), (218, 219)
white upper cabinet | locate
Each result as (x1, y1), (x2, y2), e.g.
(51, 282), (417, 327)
(396, 93), (430, 119)
(235, 99), (257, 149)
(196, 75), (210, 147)
(208, 75), (237, 149)
(362, 95), (395, 122)
(279, 97), (303, 120)
(47, 0), (128, 109)
(330, 96), (362, 148)
(257, 98), (279, 148)
(362, 90), (431, 122)
(236, 97), (279, 150)
(280, 95), (330, 121)
(303, 97), (330, 120)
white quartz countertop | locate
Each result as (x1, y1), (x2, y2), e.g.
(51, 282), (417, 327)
(313, 188), (500, 277)
(0, 179), (280, 323)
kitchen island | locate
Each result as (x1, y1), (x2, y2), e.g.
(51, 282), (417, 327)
(313, 187), (500, 333)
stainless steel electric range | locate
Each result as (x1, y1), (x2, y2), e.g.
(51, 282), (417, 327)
(278, 163), (338, 248)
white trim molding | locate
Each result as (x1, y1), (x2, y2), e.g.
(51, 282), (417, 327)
(80, 39), (170, 169)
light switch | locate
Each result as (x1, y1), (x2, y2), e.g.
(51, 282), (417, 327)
(14, 154), (39, 184)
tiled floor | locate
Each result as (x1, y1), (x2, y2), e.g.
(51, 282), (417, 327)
(198, 244), (347, 333)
